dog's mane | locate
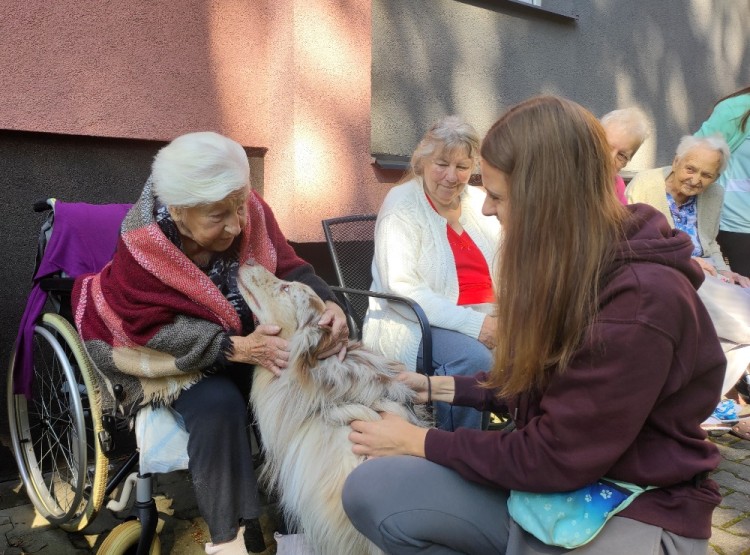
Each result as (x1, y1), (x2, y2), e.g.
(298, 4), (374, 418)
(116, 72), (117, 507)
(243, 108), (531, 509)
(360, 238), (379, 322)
(241, 264), (428, 554)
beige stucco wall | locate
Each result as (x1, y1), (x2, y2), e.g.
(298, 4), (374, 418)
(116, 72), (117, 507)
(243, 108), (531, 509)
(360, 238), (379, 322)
(0, 0), (388, 241)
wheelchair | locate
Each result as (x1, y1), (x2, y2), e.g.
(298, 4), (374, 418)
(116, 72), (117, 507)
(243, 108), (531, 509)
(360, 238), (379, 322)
(7, 199), (170, 554)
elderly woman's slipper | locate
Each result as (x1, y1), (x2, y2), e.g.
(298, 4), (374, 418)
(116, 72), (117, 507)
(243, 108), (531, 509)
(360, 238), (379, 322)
(730, 419), (750, 441)
(701, 416), (734, 436)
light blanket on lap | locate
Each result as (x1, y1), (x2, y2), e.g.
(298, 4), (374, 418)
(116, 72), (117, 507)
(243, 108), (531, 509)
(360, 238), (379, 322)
(697, 273), (750, 394)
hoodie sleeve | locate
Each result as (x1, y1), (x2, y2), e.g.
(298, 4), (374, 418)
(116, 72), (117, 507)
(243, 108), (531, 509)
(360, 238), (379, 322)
(425, 252), (723, 492)
(424, 318), (676, 491)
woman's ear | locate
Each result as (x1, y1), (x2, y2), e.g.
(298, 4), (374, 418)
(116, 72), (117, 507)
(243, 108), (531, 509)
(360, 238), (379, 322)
(168, 205), (183, 222)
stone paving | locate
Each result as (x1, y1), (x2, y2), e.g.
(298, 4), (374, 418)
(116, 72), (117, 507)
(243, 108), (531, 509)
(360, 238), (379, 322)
(1, 437), (749, 554)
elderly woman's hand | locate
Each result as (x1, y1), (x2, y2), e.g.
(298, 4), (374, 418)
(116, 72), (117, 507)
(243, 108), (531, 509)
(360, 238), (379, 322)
(228, 325), (290, 376)
(317, 301), (350, 361)
(719, 270), (750, 288)
(478, 314), (498, 349)
(693, 257), (718, 277)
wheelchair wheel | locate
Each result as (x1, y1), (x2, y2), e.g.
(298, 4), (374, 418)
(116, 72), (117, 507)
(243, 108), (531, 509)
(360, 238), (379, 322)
(98, 520), (161, 555)
(7, 312), (108, 531)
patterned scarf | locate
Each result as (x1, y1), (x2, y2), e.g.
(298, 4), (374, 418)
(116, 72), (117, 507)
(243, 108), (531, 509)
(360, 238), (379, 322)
(73, 179), (277, 415)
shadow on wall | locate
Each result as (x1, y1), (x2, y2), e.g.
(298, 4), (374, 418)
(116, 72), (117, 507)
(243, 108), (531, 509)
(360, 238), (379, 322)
(372, 0), (750, 167)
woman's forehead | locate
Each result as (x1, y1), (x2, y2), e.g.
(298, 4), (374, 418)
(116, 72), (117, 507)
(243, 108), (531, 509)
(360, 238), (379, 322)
(434, 144), (472, 162)
(201, 188), (248, 211)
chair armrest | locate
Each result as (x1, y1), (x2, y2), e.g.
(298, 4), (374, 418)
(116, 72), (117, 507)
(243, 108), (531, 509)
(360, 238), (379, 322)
(330, 286), (433, 376)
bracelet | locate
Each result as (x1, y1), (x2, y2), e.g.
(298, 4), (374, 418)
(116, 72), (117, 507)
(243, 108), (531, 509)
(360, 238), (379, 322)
(426, 375), (432, 404)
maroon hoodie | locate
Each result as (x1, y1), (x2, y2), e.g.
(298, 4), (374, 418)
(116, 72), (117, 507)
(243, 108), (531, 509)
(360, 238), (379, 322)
(424, 203), (725, 539)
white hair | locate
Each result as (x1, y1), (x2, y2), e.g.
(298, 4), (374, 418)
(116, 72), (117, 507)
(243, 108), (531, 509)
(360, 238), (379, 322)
(675, 134), (730, 174)
(152, 131), (250, 207)
(600, 107), (651, 145)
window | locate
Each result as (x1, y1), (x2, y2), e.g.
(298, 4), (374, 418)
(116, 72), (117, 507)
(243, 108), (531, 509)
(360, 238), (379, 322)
(490, 0), (578, 20)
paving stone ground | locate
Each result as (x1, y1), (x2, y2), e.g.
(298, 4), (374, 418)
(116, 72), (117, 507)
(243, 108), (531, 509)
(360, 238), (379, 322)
(1, 435), (749, 554)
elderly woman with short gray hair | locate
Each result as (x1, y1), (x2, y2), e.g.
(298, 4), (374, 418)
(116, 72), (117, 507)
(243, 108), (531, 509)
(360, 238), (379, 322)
(73, 131), (348, 554)
(626, 134), (748, 287)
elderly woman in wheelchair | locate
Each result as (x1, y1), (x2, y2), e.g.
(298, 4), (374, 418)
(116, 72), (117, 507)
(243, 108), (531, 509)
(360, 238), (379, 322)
(69, 131), (348, 554)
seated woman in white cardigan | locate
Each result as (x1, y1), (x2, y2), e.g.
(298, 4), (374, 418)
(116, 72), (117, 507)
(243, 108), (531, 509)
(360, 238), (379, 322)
(363, 116), (501, 431)
(627, 134), (750, 417)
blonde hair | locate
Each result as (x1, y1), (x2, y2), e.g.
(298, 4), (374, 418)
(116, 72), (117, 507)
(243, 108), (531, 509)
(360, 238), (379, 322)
(152, 131), (250, 207)
(407, 115), (480, 179)
(481, 96), (627, 396)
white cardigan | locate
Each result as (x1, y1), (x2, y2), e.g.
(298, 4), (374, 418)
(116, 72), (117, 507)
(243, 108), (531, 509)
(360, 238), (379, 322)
(362, 178), (501, 369)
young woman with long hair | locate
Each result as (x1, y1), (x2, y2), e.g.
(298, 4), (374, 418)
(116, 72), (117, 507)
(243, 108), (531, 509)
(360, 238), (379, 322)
(343, 96), (725, 554)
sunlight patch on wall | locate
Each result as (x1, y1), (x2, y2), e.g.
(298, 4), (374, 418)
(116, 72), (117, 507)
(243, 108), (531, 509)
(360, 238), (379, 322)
(666, 61), (690, 131)
(296, 7), (366, 93)
(688, 0), (745, 92)
(293, 129), (327, 199)
(614, 76), (655, 171)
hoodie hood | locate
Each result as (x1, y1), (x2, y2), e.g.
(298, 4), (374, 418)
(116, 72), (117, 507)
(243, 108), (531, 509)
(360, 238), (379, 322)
(613, 203), (705, 290)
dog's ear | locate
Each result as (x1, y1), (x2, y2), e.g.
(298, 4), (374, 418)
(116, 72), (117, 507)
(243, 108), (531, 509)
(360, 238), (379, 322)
(289, 309), (331, 372)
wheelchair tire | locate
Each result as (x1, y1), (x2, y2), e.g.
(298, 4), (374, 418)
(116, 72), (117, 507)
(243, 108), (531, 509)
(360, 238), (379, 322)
(98, 520), (161, 555)
(7, 313), (108, 531)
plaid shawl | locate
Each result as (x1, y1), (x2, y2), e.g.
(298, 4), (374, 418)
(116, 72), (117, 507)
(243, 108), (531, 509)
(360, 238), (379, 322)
(73, 179), (282, 415)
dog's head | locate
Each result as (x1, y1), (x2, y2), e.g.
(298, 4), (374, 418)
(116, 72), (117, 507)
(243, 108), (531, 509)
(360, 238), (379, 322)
(236, 261), (336, 370)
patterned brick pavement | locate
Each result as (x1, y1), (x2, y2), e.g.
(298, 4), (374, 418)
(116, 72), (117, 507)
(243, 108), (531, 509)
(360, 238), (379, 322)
(1, 437), (748, 554)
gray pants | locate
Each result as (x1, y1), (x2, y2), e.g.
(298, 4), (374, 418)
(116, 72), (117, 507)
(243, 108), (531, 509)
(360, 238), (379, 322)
(342, 456), (708, 555)
(173, 371), (261, 544)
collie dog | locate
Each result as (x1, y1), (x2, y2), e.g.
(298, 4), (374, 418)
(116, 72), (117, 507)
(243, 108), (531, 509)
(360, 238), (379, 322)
(237, 262), (429, 555)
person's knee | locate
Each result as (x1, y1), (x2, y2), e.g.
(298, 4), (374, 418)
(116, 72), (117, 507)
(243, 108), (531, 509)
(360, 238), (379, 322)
(342, 464), (372, 524)
(444, 344), (493, 377)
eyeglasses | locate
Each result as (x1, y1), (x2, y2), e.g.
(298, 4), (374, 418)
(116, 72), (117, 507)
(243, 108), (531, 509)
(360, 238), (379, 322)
(615, 151), (631, 166)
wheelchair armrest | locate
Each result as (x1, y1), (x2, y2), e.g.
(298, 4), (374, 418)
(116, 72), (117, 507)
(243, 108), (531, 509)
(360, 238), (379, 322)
(330, 286), (434, 376)
(39, 276), (75, 292)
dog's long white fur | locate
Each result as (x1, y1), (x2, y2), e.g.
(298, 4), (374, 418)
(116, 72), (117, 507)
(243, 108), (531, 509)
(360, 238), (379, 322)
(238, 263), (429, 555)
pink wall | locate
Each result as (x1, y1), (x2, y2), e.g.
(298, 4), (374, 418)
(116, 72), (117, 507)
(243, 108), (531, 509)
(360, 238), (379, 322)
(0, 0), (391, 241)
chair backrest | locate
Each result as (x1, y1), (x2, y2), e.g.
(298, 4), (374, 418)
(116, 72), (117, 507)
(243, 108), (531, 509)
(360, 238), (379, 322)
(321, 214), (377, 336)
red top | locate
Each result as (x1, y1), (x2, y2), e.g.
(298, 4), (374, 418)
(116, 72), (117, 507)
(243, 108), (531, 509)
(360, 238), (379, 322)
(446, 226), (494, 305)
(425, 192), (494, 305)
(615, 175), (627, 205)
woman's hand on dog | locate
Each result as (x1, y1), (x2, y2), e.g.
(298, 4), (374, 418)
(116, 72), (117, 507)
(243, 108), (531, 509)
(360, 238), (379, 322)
(228, 325), (290, 376)
(317, 301), (350, 361)
(396, 372), (456, 405)
(349, 413), (428, 459)
(396, 371), (430, 404)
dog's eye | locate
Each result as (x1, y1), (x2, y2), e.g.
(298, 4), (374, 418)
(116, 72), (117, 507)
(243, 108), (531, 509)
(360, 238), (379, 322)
(281, 284), (290, 293)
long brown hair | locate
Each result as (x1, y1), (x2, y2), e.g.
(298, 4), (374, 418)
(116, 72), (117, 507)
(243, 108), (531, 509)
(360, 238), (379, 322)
(481, 96), (627, 396)
(715, 85), (750, 133)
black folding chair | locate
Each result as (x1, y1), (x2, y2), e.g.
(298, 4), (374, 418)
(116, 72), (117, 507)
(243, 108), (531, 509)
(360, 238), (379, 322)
(322, 214), (433, 376)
